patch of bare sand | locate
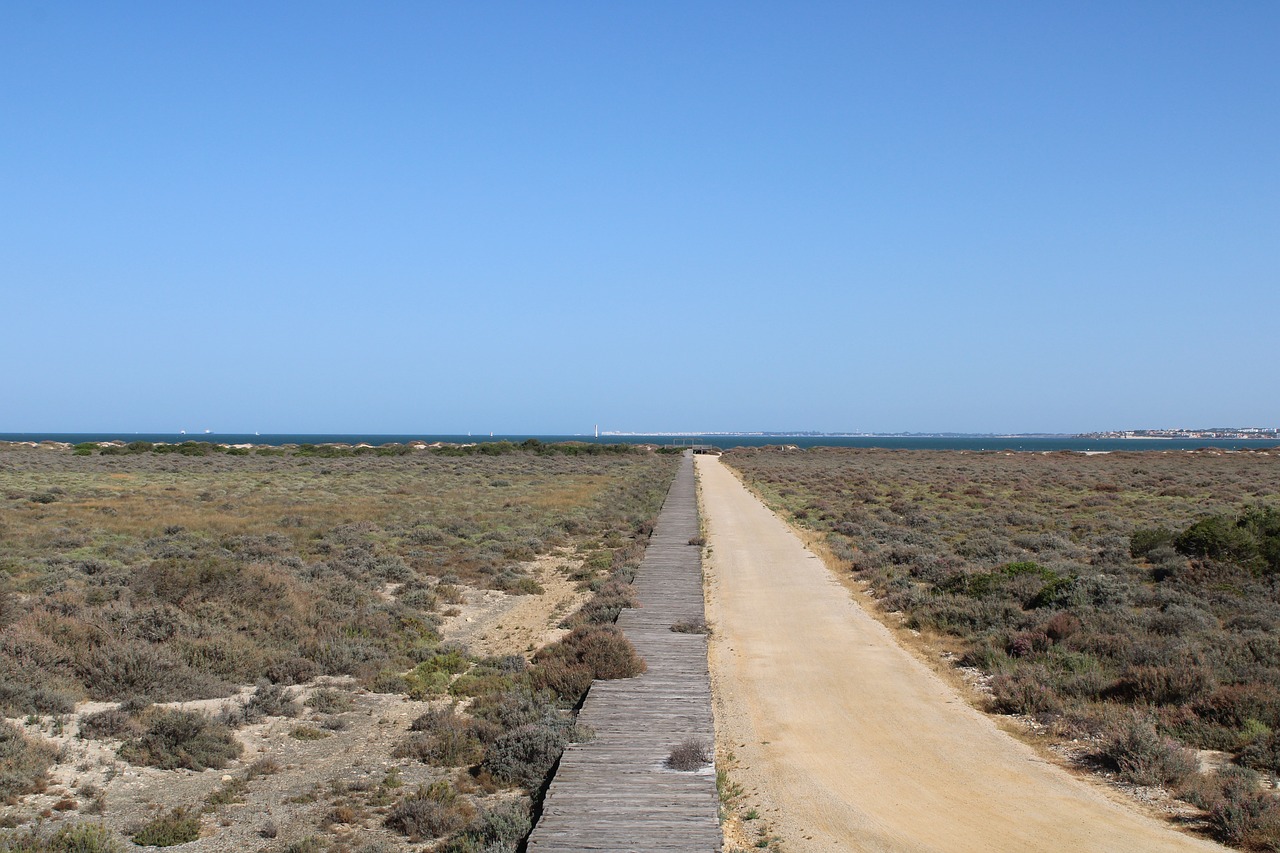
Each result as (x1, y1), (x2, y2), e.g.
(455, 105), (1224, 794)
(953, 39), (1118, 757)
(437, 552), (589, 658)
(697, 454), (1227, 853)
(5, 682), (449, 852)
(2, 555), (585, 850)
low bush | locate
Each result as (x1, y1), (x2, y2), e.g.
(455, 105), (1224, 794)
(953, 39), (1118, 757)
(78, 640), (227, 703)
(563, 583), (637, 627)
(989, 669), (1063, 716)
(131, 808), (201, 846)
(394, 707), (483, 767)
(385, 782), (474, 840)
(0, 823), (123, 852)
(288, 725), (330, 740)
(468, 689), (557, 735)
(279, 837), (326, 853)
(0, 721), (58, 801)
(666, 738), (711, 771)
(1112, 664), (1216, 706)
(118, 710), (242, 770)
(1238, 731), (1280, 775)
(1130, 528), (1176, 559)
(1098, 714), (1198, 788)
(204, 775), (248, 807)
(480, 719), (575, 788)
(239, 679), (301, 722)
(437, 800), (531, 853)
(1043, 612), (1081, 642)
(530, 624), (645, 702)
(527, 657), (594, 702)
(0, 680), (75, 717)
(219, 680), (302, 727)
(1185, 766), (1280, 849)
(79, 708), (140, 741)
(305, 688), (355, 714)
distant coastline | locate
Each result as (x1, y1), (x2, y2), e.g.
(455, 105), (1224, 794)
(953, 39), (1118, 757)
(1077, 427), (1280, 441)
(2, 432), (1277, 454)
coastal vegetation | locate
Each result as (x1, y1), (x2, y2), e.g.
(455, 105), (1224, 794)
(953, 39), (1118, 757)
(724, 446), (1280, 850)
(0, 441), (673, 851)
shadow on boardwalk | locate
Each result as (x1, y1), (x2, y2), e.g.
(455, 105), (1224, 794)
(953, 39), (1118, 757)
(527, 453), (721, 852)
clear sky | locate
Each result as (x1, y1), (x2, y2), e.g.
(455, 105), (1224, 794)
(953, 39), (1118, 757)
(3, 2), (1276, 434)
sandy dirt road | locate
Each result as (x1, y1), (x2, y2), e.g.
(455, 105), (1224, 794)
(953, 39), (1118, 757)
(697, 455), (1224, 853)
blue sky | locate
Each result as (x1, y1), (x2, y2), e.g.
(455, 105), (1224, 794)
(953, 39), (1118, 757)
(3, 2), (1276, 434)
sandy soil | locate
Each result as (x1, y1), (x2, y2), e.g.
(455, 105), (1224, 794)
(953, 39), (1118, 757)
(438, 552), (589, 658)
(2, 559), (582, 850)
(696, 454), (1226, 853)
(6, 682), (446, 852)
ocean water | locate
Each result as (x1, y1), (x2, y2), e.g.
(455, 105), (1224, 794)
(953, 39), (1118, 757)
(1, 432), (1276, 453)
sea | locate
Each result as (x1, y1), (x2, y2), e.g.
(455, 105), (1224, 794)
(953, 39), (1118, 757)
(1, 433), (1276, 453)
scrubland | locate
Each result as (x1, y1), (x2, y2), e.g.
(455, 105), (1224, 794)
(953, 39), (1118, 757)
(725, 446), (1280, 850)
(0, 441), (673, 852)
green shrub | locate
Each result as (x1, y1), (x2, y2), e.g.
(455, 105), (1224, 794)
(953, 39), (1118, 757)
(288, 725), (330, 740)
(118, 710), (242, 770)
(131, 808), (201, 846)
(222, 679), (300, 725)
(1099, 714), (1198, 787)
(0, 680), (76, 717)
(1130, 528), (1175, 558)
(1187, 766), (1280, 848)
(79, 708), (140, 740)
(1112, 664), (1216, 706)
(469, 689), (557, 734)
(279, 837), (326, 853)
(1174, 507), (1280, 573)
(401, 648), (471, 698)
(449, 669), (515, 698)
(394, 707), (484, 767)
(79, 639), (227, 703)
(989, 669), (1063, 716)
(1238, 730), (1280, 775)
(385, 782), (473, 840)
(480, 718), (575, 788)
(533, 624), (645, 681)
(437, 801), (531, 853)
(0, 822), (123, 852)
(404, 669), (452, 699)
(0, 720), (58, 801)
(1027, 575), (1077, 609)
(416, 649), (471, 676)
(304, 688), (355, 714)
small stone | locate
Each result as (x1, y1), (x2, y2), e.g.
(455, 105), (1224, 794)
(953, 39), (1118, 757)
(221, 774), (233, 782)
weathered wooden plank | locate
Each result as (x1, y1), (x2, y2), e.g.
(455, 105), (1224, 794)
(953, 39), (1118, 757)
(526, 453), (721, 853)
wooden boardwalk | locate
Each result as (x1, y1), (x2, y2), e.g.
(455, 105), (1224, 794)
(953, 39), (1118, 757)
(527, 453), (721, 852)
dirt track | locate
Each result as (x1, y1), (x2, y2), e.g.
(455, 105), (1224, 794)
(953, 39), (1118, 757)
(697, 455), (1225, 853)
